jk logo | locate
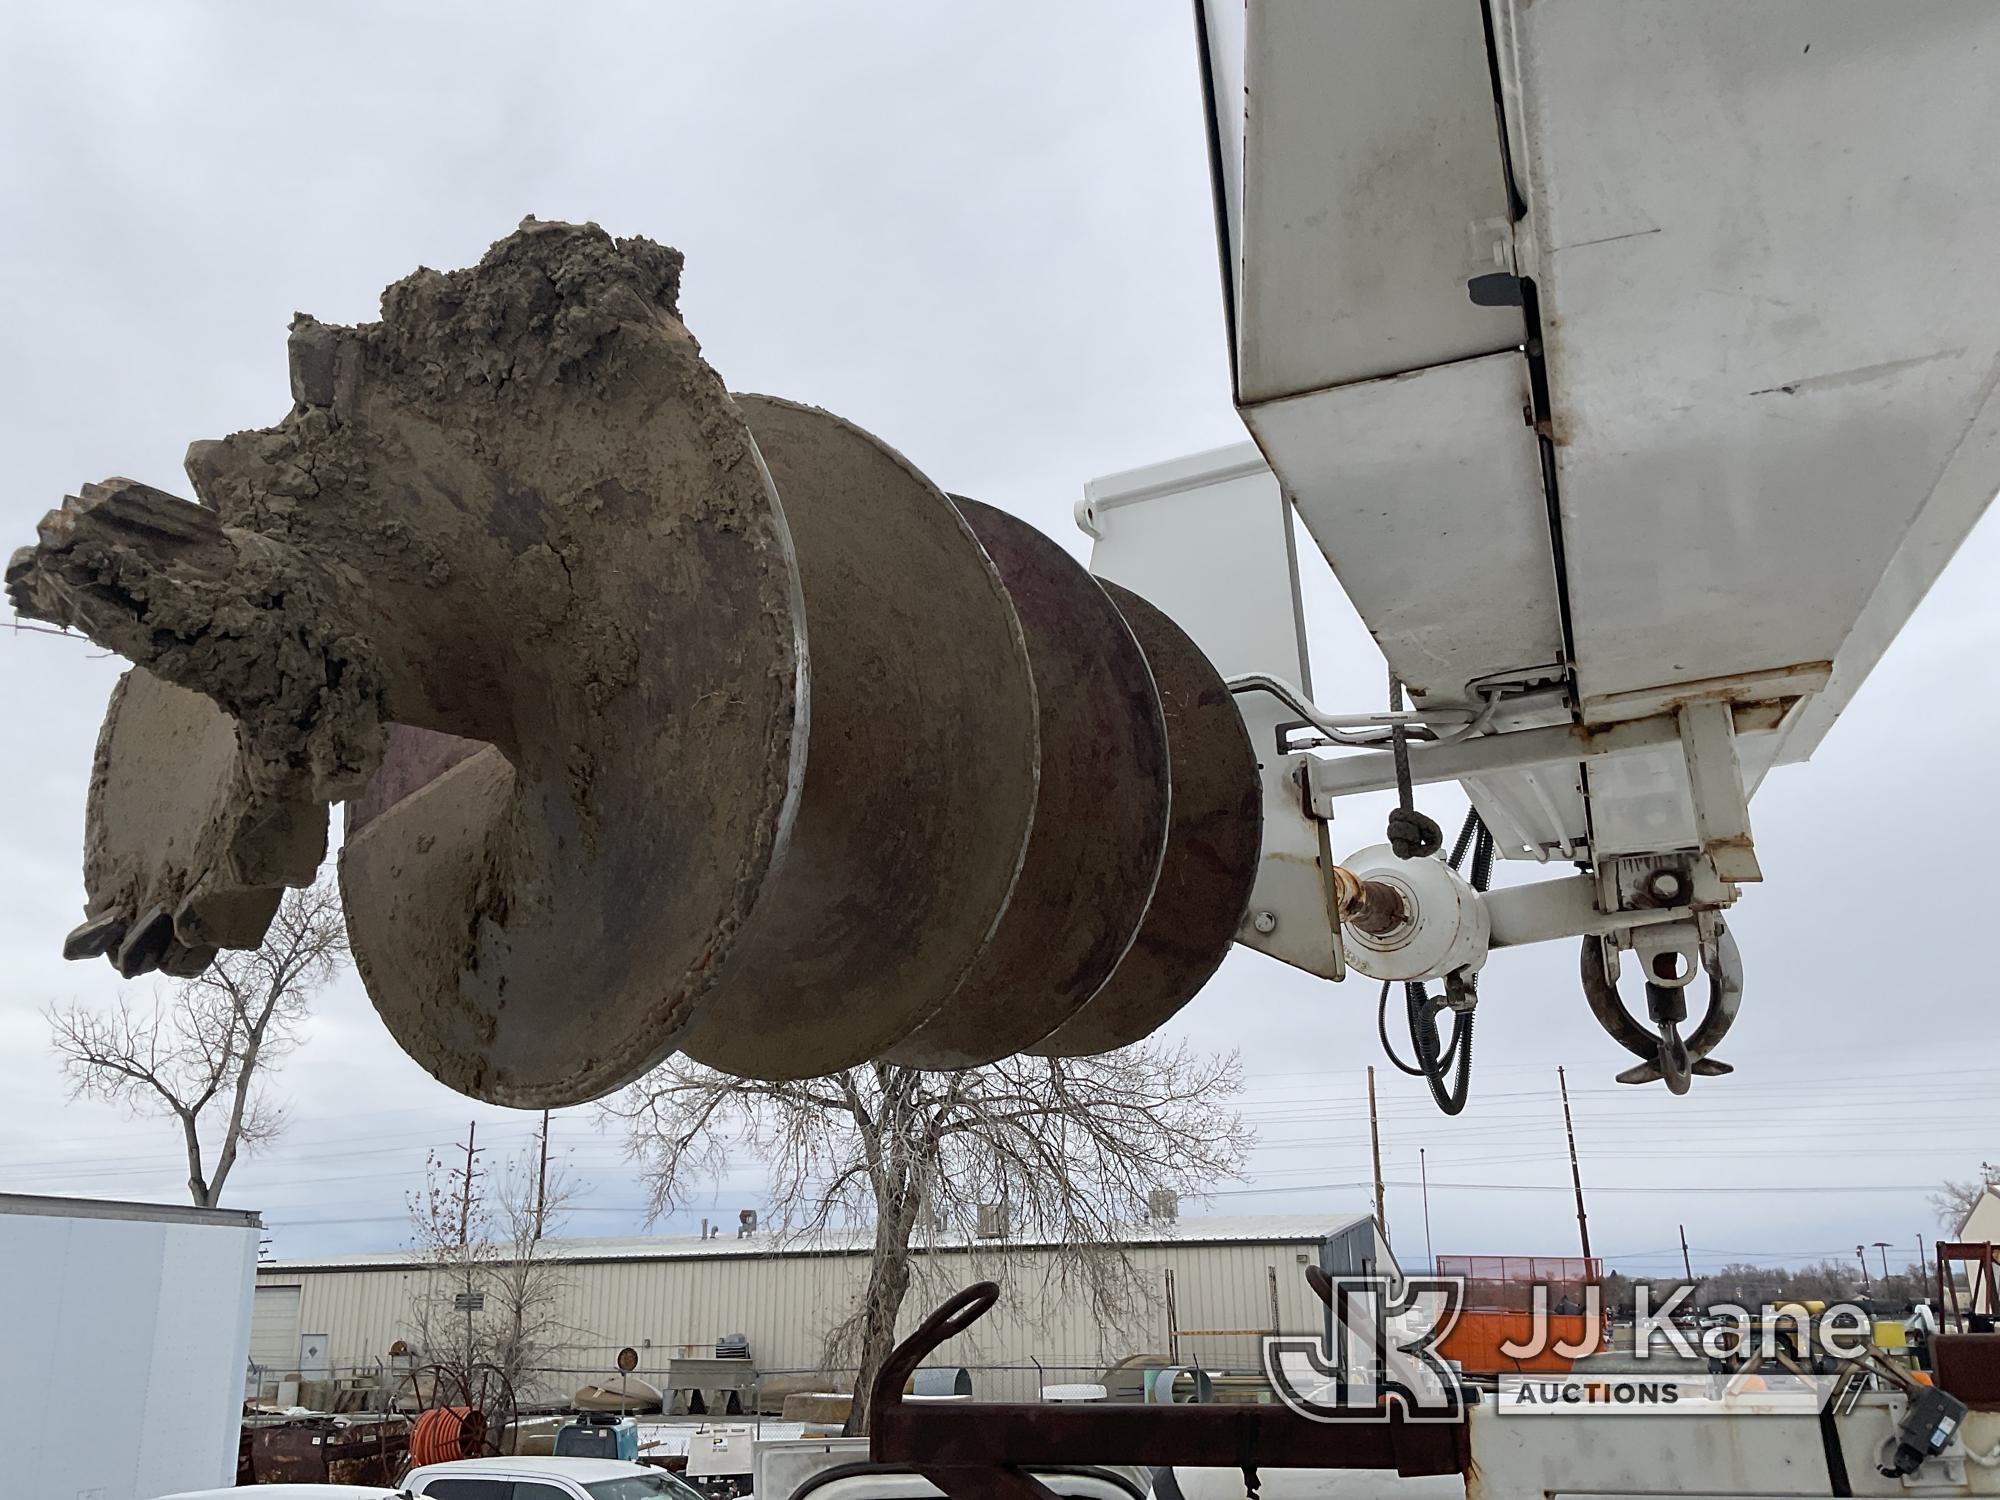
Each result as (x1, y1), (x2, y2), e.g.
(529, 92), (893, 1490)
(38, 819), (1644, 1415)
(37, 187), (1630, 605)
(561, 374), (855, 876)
(1262, 1275), (1466, 1422)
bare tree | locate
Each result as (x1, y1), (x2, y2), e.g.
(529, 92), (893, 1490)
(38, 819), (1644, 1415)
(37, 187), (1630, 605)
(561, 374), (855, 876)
(485, 1146), (580, 1398)
(406, 1141), (498, 1376)
(1934, 1162), (2000, 1231)
(1687, 1258), (1933, 1310)
(601, 1041), (1252, 1431)
(47, 880), (347, 1206)
(403, 1131), (578, 1403)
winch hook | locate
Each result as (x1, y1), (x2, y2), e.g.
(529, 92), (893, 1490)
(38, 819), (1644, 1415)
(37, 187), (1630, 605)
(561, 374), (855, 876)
(1579, 922), (1742, 1094)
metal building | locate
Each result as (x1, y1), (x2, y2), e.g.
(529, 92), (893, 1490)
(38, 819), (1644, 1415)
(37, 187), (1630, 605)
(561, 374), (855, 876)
(254, 1213), (1370, 1403)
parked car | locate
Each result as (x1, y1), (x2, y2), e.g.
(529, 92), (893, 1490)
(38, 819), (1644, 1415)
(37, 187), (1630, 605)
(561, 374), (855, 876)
(159, 1488), (410, 1499)
(403, 1456), (707, 1500)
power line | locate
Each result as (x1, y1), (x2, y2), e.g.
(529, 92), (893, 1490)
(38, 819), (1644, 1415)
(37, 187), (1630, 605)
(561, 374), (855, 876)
(1208, 1179), (1938, 1198)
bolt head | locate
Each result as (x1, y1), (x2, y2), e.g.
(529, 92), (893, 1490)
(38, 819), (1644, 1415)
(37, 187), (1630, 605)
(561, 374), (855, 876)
(1647, 869), (1686, 902)
(1251, 910), (1277, 935)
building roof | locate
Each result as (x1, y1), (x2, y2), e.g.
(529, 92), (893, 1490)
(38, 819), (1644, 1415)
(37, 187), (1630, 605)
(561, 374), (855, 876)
(262, 1212), (1362, 1273)
(0, 1190), (261, 1229)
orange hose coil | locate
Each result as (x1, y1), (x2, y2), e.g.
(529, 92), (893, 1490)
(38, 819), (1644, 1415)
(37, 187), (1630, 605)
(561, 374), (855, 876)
(410, 1405), (488, 1466)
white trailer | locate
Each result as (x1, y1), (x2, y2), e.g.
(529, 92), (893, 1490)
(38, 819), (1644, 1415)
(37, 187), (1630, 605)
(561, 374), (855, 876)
(0, 1192), (261, 1500)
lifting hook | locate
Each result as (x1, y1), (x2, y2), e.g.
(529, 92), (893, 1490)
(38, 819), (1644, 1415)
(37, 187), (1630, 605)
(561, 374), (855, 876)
(1578, 921), (1742, 1094)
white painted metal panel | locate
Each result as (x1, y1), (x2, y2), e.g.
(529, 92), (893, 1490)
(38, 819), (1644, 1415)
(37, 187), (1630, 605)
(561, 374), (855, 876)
(0, 1214), (68, 1494)
(1466, 1392), (1938, 1500)
(1196, 0), (1246, 331)
(1503, 0), (2000, 728)
(0, 1196), (259, 1500)
(1081, 443), (1310, 689)
(1081, 444), (1338, 975)
(1462, 764), (1586, 864)
(1583, 711), (1781, 861)
(1235, 0), (1521, 402)
(1203, 0), (2000, 894)
(138, 1216), (261, 1492)
(1245, 351), (1561, 705)
(1765, 380), (2000, 768)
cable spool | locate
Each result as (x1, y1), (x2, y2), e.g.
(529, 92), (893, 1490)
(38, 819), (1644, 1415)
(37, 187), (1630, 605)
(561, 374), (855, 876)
(11, 220), (1264, 1105)
(408, 1406), (487, 1467)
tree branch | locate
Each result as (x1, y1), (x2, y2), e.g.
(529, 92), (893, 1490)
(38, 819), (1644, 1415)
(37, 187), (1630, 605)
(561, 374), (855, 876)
(42, 876), (348, 1207)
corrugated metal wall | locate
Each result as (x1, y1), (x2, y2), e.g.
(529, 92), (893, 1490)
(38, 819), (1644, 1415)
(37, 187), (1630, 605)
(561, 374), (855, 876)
(258, 1237), (1327, 1404)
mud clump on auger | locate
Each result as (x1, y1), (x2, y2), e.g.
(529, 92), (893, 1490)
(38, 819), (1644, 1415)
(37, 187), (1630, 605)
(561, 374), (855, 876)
(9, 219), (805, 1103)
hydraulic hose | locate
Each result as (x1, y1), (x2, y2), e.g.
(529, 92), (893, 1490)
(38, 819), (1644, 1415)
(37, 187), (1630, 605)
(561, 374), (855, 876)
(1377, 806), (1490, 1113)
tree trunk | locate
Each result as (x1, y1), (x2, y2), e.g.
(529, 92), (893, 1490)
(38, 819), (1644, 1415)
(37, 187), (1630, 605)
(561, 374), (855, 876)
(207, 991), (277, 1204)
(180, 1109), (213, 1207)
(846, 1199), (921, 1435)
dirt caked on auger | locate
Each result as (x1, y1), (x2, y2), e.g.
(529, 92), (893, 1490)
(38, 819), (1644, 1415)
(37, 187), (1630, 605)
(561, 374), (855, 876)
(7, 219), (1263, 1107)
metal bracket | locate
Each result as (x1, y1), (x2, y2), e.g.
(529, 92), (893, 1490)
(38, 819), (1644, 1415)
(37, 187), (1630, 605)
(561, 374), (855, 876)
(1677, 699), (1763, 882)
(1602, 853), (1733, 916)
(1306, 698), (1789, 802)
(1229, 744), (1348, 980)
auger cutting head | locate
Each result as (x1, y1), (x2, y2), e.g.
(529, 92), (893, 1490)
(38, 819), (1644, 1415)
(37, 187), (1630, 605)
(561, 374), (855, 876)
(8, 219), (1261, 1106)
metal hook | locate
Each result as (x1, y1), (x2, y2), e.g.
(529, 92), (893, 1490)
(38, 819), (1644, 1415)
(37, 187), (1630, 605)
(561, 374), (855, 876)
(1579, 922), (1742, 1089)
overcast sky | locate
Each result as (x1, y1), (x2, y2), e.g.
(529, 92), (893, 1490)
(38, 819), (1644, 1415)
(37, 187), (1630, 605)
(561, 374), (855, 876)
(4, 2), (1997, 1286)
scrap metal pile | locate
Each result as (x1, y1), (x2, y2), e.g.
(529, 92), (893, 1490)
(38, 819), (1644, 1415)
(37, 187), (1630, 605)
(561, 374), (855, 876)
(7, 219), (1262, 1107)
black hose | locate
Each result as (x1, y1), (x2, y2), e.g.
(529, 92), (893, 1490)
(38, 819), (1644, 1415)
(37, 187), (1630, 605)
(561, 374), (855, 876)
(1378, 979), (1426, 1076)
(1390, 807), (1489, 1114)
(1449, 814), (1478, 869)
(1408, 986), (1474, 1115)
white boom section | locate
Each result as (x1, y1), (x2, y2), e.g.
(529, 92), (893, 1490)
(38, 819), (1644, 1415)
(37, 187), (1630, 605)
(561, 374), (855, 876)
(1194, 0), (2000, 873)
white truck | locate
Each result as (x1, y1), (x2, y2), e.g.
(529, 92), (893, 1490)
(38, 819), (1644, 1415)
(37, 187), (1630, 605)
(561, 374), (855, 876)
(0, 1191), (261, 1500)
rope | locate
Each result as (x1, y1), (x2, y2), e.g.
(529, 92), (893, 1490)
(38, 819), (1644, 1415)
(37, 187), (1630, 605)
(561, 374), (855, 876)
(409, 1406), (488, 1467)
(1386, 674), (1443, 859)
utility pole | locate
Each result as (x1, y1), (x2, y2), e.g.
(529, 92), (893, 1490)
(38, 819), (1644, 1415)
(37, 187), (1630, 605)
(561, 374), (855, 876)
(456, 1121), (481, 1247)
(1875, 1241), (1893, 1285)
(1420, 1147), (1435, 1272)
(1367, 1066), (1387, 1242)
(1679, 1224), (1693, 1283)
(1857, 1244), (1872, 1292)
(535, 1109), (551, 1241)
(1558, 1066), (1592, 1261)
